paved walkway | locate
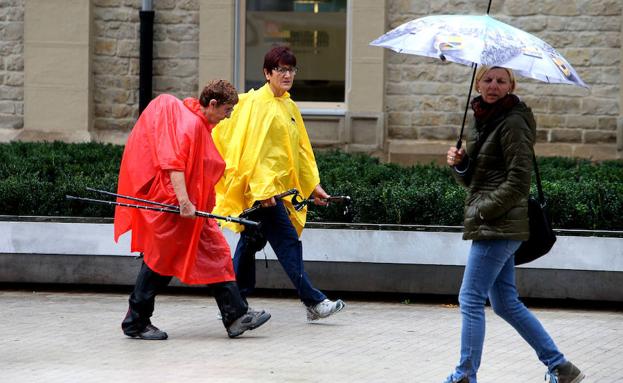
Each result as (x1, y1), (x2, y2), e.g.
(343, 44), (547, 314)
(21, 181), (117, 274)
(1, 289), (620, 383)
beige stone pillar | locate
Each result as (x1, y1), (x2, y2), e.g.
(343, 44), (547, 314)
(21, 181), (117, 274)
(21, 0), (92, 142)
(346, 0), (386, 152)
(198, 0), (236, 88)
(618, 12), (623, 157)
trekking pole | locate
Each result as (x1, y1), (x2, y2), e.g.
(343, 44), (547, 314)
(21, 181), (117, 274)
(292, 195), (352, 214)
(67, 192), (260, 227)
(239, 188), (301, 218)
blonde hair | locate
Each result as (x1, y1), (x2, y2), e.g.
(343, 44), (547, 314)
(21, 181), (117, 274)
(474, 65), (516, 93)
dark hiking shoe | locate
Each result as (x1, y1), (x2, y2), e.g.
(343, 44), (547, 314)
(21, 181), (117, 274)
(227, 309), (271, 338)
(125, 324), (168, 340)
(546, 361), (585, 383)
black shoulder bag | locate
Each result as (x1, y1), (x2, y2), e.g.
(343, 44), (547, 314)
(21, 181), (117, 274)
(514, 154), (557, 265)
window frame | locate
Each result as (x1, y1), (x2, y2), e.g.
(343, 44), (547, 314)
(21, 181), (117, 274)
(234, 0), (349, 114)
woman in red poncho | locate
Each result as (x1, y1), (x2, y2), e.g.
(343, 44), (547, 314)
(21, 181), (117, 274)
(115, 80), (270, 339)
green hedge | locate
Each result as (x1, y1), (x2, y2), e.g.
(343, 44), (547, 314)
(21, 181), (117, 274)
(1, 142), (622, 230)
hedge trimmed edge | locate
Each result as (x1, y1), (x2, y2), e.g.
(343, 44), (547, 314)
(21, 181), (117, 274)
(1, 142), (621, 230)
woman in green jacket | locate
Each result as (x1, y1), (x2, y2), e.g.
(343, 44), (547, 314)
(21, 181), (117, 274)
(443, 66), (584, 383)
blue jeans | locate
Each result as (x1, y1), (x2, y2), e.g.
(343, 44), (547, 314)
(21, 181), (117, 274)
(233, 200), (326, 307)
(450, 239), (566, 383)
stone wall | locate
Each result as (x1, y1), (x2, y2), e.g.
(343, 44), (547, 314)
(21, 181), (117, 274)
(1, 0), (621, 160)
(0, 0), (24, 134)
(385, 0), (621, 160)
(92, 0), (199, 142)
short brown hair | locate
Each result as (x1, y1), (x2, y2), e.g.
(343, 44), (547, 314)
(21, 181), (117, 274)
(199, 79), (238, 107)
(263, 46), (297, 75)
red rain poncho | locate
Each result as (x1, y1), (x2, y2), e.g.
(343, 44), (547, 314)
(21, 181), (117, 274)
(114, 94), (235, 285)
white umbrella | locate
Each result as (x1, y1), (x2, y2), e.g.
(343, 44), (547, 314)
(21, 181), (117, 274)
(371, 14), (587, 88)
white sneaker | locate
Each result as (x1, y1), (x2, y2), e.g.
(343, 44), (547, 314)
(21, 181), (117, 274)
(306, 299), (345, 321)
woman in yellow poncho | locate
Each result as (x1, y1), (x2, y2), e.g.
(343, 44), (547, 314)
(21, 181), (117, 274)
(212, 46), (345, 321)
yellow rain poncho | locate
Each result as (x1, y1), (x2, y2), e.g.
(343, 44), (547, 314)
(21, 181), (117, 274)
(212, 83), (320, 236)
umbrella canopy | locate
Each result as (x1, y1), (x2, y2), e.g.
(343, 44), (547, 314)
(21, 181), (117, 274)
(370, 14), (587, 88)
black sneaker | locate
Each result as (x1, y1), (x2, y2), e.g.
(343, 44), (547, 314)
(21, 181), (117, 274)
(546, 361), (585, 383)
(226, 309), (271, 338)
(125, 324), (168, 340)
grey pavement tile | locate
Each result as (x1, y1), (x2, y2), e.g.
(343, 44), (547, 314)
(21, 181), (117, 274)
(0, 291), (620, 383)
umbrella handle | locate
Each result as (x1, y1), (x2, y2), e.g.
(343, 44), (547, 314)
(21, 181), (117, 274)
(456, 64), (479, 150)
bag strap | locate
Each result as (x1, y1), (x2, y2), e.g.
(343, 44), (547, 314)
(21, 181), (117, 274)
(532, 153), (545, 205)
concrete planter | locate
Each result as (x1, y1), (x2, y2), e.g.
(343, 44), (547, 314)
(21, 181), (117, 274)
(1, 216), (622, 301)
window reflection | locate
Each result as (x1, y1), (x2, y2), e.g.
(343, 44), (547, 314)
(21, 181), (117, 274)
(245, 0), (347, 102)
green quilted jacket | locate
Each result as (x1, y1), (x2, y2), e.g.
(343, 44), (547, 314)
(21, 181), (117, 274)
(454, 101), (536, 241)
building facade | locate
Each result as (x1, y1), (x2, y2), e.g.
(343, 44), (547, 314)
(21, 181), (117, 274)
(1, 0), (621, 163)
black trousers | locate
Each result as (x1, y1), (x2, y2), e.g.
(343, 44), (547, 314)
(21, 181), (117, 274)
(121, 262), (248, 335)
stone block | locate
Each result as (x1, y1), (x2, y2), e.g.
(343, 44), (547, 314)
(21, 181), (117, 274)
(0, 115), (23, 130)
(387, 66), (401, 83)
(591, 85), (619, 98)
(178, 0), (199, 11)
(412, 112), (445, 127)
(95, 7), (135, 22)
(536, 114), (566, 129)
(535, 129), (549, 143)
(388, 112), (411, 126)
(116, 40), (139, 58)
(304, 116), (342, 143)
(350, 116), (379, 145)
(92, 56), (130, 76)
(533, 143), (574, 157)
(111, 104), (135, 119)
(153, 59), (197, 78)
(154, 41), (197, 59)
(154, 0), (177, 10)
(165, 25), (199, 42)
(93, 0), (122, 7)
(550, 129), (582, 143)
(417, 125), (456, 141)
(548, 98), (581, 114)
(505, 2), (540, 16)
(0, 42), (22, 56)
(0, 101), (15, 114)
(542, 2), (580, 16)
(589, 49), (620, 66)
(582, 98), (619, 116)
(597, 117), (617, 131)
(388, 126), (418, 140)
(95, 39), (117, 56)
(0, 22), (22, 41)
(94, 103), (112, 117)
(584, 130), (616, 144)
(24, 87), (90, 134)
(385, 95), (415, 112)
(566, 115), (597, 129)
(0, 85), (22, 100)
(5, 6), (24, 22)
(521, 96), (550, 113)
(25, 0), (90, 43)
(580, 0), (621, 16)
(95, 21), (138, 40)
(25, 44), (90, 86)
(386, 83), (410, 96)
(4, 54), (21, 71)
(5, 72), (22, 86)
(155, 11), (198, 25)
(563, 49), (591, 66)
(153, 76), (196, 94)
